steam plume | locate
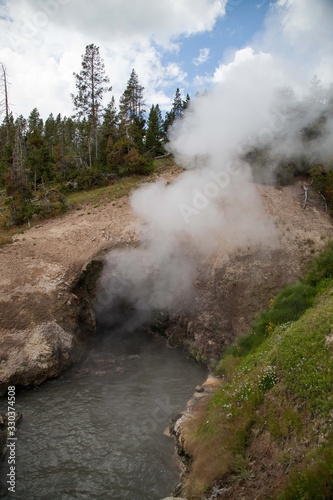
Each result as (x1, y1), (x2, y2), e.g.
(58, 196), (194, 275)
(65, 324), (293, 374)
(95, 0), (333, 328)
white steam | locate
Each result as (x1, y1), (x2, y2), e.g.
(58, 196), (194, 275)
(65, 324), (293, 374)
(95, 0), (333, 327)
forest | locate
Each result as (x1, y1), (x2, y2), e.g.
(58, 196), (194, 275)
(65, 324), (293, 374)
(1, 43), (333, 229)
(0, 44), (190, 226)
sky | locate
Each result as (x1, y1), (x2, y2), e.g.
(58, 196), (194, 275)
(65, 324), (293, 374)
(0, 0), (332, 120)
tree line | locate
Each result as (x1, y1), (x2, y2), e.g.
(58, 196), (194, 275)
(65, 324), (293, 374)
(0, 44), (190, 225)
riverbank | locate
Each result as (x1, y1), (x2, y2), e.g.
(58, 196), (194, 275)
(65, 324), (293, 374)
(0, 199), (133, 393)
(174, 242), (333, 498)
(0, 323), (206, 499)
(1, 174), (332, 394)
(1, 168), (333, 497)
(162, 182), (333, 367)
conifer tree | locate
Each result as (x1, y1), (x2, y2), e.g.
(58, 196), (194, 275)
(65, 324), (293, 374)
(72, 44), (111, 168)
(26, 108), (50, 191)
(145, 104), (165, 156)
(100, 96), (119, 169)
(5, 123), (32, 226)
(0, 113), (15, 186)
(163, 88), (190, 135)
(119, 69), (146, 152)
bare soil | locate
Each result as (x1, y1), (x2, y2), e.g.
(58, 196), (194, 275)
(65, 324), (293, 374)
(0, 175), (332, 397)
(165, 182), (333, 365)
(1, 171), (333, 500)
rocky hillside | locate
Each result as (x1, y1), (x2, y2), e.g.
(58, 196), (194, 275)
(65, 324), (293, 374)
(0, 173), (332, 398)
(0, 193), (138, 394)
(175, 241), (333, 499)
(164, 182), (333, 367)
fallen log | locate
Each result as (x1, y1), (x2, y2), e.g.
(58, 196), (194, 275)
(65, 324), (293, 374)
(302, 183), (308, 209)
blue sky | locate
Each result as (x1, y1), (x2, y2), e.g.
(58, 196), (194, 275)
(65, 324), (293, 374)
(171, 0), (272, 98)
(0, 0), (332, 119)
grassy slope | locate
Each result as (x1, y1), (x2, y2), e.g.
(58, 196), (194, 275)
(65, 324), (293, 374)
(182, 243), (333, 499)
(0, 176), (143, 245)
(0, 158), (175, 245)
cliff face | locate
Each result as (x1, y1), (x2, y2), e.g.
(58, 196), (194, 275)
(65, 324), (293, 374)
(172, 257), (333, 499)
(0, 199), (138, 394)
(163, 183), (333, 366)
(0, 178), (332, 394)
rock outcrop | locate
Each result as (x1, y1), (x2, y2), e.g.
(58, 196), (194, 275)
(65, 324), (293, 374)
(0, 199), (138, 394)
(163, 183), (333, 365)
(0, 180), (332, 393)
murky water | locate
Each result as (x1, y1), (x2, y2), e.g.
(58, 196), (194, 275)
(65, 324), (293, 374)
(0, 325), (207, 499)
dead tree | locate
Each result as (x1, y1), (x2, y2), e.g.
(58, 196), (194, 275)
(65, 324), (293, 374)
(6, 123), (31, 226)
(0, 62), (10, 120)
(302, 182), (309, 209)
(319, 192), (328, 212)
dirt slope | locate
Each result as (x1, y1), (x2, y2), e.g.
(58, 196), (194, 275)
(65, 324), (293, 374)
(162, 182), (333, 364)
(0, 195), (139, 393)
(0, 176), (332, 393)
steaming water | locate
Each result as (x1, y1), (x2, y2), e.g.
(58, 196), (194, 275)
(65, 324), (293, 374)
(0, 326), (207, 499)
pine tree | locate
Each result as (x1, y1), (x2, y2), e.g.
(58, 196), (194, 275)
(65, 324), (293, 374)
(119, 69), (146, 152)
(309, 75), (325, 104)
(163, 88), (191, 137)
(183, 93), (191, 111)
(119, 69), (145, 121)
(145, 104), (165, 156)
(100, 96), (119, 170)
(44, 113), (56, 154)
(0, 113), (15, 188)
(26, 108), (51, 191)
(51, 115), (79, 183)
(173, 87), (183, 119)
(5, 123), (32, 226)
(72, 44), (111, 168)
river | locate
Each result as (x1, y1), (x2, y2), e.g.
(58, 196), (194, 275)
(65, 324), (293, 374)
(0, 323), (207, 499)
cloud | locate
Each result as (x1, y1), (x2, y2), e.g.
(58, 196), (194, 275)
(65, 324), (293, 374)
(192, 48), (210, 66)
(256, 0), (333, 86)
(213, 47), (274, 83)
(22, 0), (227, 47)
(95, 0), (333, 327)
(0, 0), (226, 118)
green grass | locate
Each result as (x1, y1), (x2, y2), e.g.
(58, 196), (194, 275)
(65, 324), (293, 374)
(279, 442), (333, 500)
(216, 242), (333, 370)
(0, 177), (144, 239)
(183, 242), (333, 498)
(0, 235), (13, 246)
(0, 157), (178, 238)
(66, 175), (147, 206)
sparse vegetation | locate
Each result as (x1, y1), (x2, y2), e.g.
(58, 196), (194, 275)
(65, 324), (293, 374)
(182, 242), (333, 498)
(0, 46), (189, 229)
(311, 164), (333, 215)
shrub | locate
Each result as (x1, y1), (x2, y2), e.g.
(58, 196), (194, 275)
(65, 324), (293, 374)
(304, 240), (333, 288)
(280, 443), (333, 500)
(311, 165), (333, 214)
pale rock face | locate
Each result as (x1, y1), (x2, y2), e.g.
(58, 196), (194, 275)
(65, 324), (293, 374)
(1, 321), (80, 394)
(0, 185), (138, 394)
(0, 172), (332, 393)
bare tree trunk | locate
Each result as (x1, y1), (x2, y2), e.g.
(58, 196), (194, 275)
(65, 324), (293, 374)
(0, 62), (10, 120)
(95, 124), (98, 163)
(302, 184), (308, 209)
(88, 136), (92, 170)
(319, 192), (328, 212)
